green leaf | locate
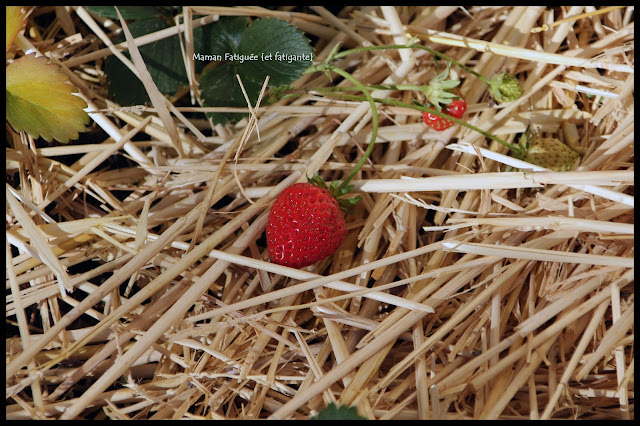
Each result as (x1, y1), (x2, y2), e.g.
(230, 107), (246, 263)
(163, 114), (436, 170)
(339, 196), (362, 213)
(200, 17), (313, 125)
(105, 18), (179, 105)
(6, 54), (89, 143)
(311, 403), (366, 420)
(205, 16), (248, 57)
(105, 17), (213, 105)
(87, 6), (165, 20)
(199, 63), (263, 125)
(237, 17), (313, 87)
(307, 173), (328, 189)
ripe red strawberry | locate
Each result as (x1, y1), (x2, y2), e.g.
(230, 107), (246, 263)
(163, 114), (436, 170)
(422, 109), (453, 131)
(446, 97), (467, 119)
(266, 182), (348, 269)
(422, 97), (467, 132)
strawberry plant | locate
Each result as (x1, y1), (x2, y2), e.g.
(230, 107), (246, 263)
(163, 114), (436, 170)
(200, 17), (313, 124)
(6, 6), (27, 51)
(297, 40), (580, 173)
(266, 51), (377, 268)
(6, 52), (90, 144)
(6, 7), (89, 144)
(265, 37), (582, 268)
(312, 40), (523, 105)
(489, 71), (523, 103)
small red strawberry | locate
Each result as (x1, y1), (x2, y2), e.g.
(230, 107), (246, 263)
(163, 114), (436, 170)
(422, 109), (453, 131)
(446, 97), (467, 119)
(422, 95), (467, 131)
(266, 176), (359, 269)
(417, 61), (467, 132)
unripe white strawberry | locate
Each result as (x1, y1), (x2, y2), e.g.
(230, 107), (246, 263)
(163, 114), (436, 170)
(519, 126), (580, 171)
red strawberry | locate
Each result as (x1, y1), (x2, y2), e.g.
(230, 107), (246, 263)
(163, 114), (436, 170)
(266, 182), (347, 269)
(422, 109), (453, 131)
(446, 97), (467, 119)
(422, 97), (467, 132)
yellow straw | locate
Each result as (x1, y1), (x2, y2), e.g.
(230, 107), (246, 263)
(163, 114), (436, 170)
(531, 6), (626, 33)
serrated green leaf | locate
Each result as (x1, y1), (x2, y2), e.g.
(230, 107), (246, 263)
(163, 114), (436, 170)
(6, 54), (89, 143)
(87, 6), (164, 20)
(200, 17), (313, 125)
(199, 63), (263, 125)
(237, 17), (313, 87)
(205, 16), (248, 57)
(105, 18), (176, 105)
(311, 403), (366, 420)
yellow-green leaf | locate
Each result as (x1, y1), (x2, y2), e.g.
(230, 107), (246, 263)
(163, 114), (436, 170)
(6, 6), (26, 51)
(6, 53), (89, 143)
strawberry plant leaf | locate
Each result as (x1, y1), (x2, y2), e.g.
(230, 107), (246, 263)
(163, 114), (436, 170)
(236, 17), (313, 87)
(86, 6), (166, 20)
(201, 17), (313, 125)
(6, 6), (27, 51)
(105, 17), (212, 105)
(199, 62), (263, 125)
(205, 16), (248, 57)
(6, 54), (89, 143)
(311, 403), (366, 420)
(105, 17), (182, 105)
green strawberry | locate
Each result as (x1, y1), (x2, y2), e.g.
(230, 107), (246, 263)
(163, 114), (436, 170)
(518, 126), (580, 171)
(489, 71), (522, 103)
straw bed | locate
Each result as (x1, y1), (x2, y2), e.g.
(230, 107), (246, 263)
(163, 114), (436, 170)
(6, 6), (634, 420)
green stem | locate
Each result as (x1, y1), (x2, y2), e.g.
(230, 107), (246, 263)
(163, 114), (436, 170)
(328, 43), (492, 86)
(310, 84), (435, 93)
(325, 66), (380, 191)
(315, 91), (524, 157)
(299, 41), (522, 173)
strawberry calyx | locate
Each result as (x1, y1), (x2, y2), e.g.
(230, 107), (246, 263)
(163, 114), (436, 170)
(307, 173), (362, 214)
(517, 125), (536, 154)
(421, 61), (460, 112)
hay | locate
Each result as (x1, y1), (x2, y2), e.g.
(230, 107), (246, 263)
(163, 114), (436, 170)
(6, 6), (634, 420)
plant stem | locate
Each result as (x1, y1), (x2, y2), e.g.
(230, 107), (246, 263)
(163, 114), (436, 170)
(309, 84), (439, 93)
(325, 66), (380, 191)
(313, 91), (524, 157)
(330, 43), (492, 86)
